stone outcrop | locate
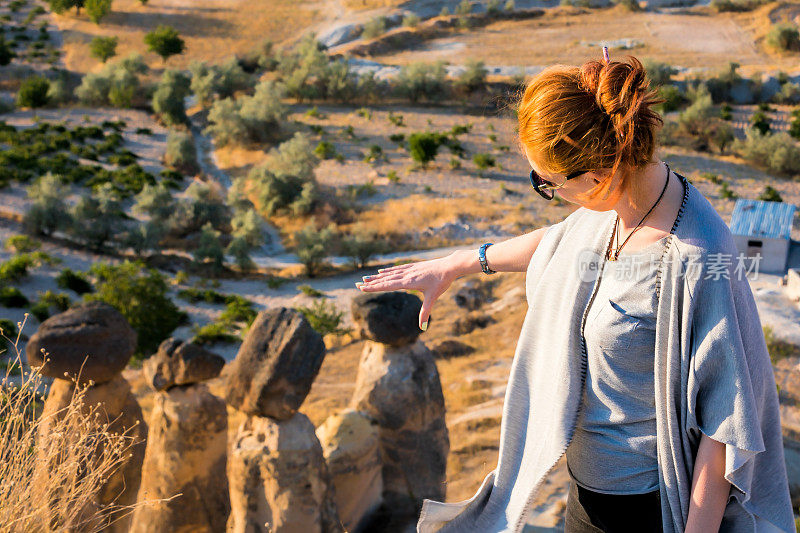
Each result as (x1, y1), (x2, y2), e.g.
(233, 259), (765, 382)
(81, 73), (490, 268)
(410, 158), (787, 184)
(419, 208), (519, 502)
(351, 292), (426, 346)
(453, 279), (492, 311)
(37, 374), (147, 533)
(226, 307), (343, 532)
(316, 408), (383, 533)
(131, 383), (229, 533)
(26, 301), (137, 385)
(227, 414), (343, 533)
(350, 338), (449, 517)
(143, 337), (225, 391)
(430, 338), (476, 359)
(225, 307), (327, 420)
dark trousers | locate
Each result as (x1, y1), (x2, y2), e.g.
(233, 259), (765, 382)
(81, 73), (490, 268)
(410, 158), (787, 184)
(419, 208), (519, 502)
(564, 480), (663, 533)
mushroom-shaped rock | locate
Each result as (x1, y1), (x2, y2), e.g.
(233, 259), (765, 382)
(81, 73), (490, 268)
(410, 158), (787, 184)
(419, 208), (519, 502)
(143, 338), (224, 391)
(350, 292), (426, 347)
(130, 384), (229, 533)
(225, 307), (326, 420)
(26, 301), (136, 385)
(350, 339), (449, 516)
(316, 408), (383, 533)
(227, 413), (344, 533)
(36, 375), (147, 533)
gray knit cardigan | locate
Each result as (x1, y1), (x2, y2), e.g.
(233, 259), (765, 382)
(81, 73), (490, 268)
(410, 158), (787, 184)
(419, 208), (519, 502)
(416, 173), (795, 533)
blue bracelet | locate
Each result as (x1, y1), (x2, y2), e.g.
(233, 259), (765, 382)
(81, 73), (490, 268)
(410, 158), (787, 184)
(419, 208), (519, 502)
(479, 242), (496, 275)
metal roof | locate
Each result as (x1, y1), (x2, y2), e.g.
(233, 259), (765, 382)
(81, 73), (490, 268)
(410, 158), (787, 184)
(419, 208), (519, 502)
(729, 199), (796, 240)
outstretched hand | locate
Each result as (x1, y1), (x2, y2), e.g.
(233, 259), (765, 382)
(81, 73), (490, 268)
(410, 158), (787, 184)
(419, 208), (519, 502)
(355, 256), (457, 332)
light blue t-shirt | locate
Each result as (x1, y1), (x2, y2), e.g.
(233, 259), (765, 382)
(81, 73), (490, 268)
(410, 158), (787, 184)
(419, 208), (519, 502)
(566, 235), (670, 495)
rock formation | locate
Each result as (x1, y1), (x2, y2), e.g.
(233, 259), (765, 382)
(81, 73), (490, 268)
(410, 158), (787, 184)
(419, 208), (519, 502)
(225, 307), (343, 533)
(131, 338), (229, 533)
(316, 408), (383, 533)
(350, 292), (449, 520)
(29, 302), (146, 533)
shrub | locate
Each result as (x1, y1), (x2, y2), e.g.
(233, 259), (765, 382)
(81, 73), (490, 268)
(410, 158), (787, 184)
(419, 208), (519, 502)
(403, 13), (420, 27)
(189, 58), (254, 107)
(758, 185), (782, 202)
(361, 16), (387, 39)
(23, 172), (70, 236)
(225, 236), (256, 272)
(455, 0), (472, 15)
(68, 183), (124, 251)
(720, 102), (733, 120)
(655, 84), (685, 113)
(16, 75), (49, 108)
(731, 128), (800, 176)
(341, 223), (389, 269)
(75, 53), (148, 108)
(204, 79), (287, 146)
(164, 130), (199, 174)
(294, 221), (335, 277)
(85, 260), (188, 357)
(193, 222), (225, 272)
(314, 140), (336, 159)
(191, 321), (240, 345)
(790, 107), (800, 140)
(408, 131), (446, 166)
(750, 110), (770, 135)
(363, 144), (384, 164)
(56, 267), (93, 294)
(766, 22), (800, 52)
(395, 61), (448, 103)
(0, 286), (28, 307)
(295, 298), (352, 336)
(85, 0), (111, 24)
(456, 58), (487, 95)
(0, 35), (16, 66)
(5, 234), (41, 253)
(144, 25), (185, 64)
(152, 69), (191, 126)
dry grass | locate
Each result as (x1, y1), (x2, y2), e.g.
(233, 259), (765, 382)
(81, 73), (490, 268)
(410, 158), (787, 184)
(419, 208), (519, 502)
(0, 315), (152, 532)
(53, 0), (320, 74)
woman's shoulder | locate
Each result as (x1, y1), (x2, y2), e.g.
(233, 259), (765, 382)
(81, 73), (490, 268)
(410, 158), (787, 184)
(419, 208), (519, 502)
(671, 177), (739, 259)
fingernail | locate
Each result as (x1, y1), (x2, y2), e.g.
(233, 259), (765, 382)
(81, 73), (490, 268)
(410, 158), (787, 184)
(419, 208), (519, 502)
(420, 321), (428, 331)
(362, 275), (370, 281)
(378, 268), (385, 273)
(355, 282), (364, 288)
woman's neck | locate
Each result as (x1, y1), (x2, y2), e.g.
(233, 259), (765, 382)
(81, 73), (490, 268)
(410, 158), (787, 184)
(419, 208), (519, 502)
(614, 160), (682, 237)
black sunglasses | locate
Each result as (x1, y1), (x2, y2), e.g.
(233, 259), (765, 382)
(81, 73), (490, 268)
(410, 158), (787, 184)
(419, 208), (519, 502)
(529, 168), (590, 200)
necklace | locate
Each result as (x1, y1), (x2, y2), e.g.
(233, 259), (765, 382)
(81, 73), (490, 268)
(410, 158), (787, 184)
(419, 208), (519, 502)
(607, 162), (671, 261)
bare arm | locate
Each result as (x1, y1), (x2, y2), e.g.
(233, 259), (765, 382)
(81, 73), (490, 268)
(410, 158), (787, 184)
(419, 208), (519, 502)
(357, 224), (552, 330)
(685, 433), (730, 533)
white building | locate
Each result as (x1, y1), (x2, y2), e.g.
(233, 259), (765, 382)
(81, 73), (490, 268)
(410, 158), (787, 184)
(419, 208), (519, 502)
(729, 199), (797, 275)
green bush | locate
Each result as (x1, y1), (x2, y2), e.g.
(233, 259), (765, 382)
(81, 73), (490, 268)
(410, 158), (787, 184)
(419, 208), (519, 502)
(204, 79), (287, 146)
(408, 131), (446, 166)
(789, 107), (800, 140)
(294, 221), (335, 277)
(4, 234), (40, 253)
(456, 58), (487, 95)
(164, 130), (199, 174)
(294, 298), (352, 336)
(16, 76), (49, 108)
(395, 61), (448, 103)
(144, 25), (185, 64)
(89, 35), (117, 63)
(473, 152), (496, 170)
(750, 110), (770, 135)
(56, 268), (93, 294)
(23, 172), (69, 236)
(193, 222), (225, 272)
(152, 69), (191, 126)
(85, 260), (188, 357)
(68, 183), (124, 251)
(0, 35), (16, 66)
(314, 140), (337, 159)
(731, 129), (800, 176)
(191, 321), (240, 345)
(75, 53), (148, 108)
(758, 185), (782, 202)
(189, 57), (254, 107)
(341, 224), (389, 269)
(361, 16), (387, 39)
(402, 13), (420, 27)
(0, 286), (28, 307)
(85, 0), (111, 24)
(766, 22), (800, 52)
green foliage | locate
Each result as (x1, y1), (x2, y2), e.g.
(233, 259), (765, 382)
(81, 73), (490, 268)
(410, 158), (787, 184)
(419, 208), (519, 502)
(718, 181), (737, 200)
(0, 286), (28, 307)
(403, 13), (420, 27)
(363, 144), (384, 164)
(204, 79), (287, 146)
(23, 173), (69, 236)
(144, 25), (185, 63)
(720, 102), (733, 120)
(731, 128), (800, 176)
(84, 260), (188, 357)
(395, 61), (448, 103)
(790, 107), (800, 140)
(46, 0), (83, 15)
(341, 223), (389, 269)
(85, 0), (111, 24)
(76, 53), (148, 107)
(189, 58), (254, 107)
(472, 152), (495, 170)
(164, 130), (198, 174)
(225, 235), (255, 272)
(16, 76), (49, 108)
(4, 234), (41, 253)
(766, 22), (800, 52)
(456, 58), (487, 95)
(750, 110), (770, 135)
(191, 322), (239, 345)
(361, 16), (387, 39)
(298, 284), (324, 297)
(68, 183), (124, 251)
(230, 208), (262, 247)
(152, 69), (191, 126)
(56, 268), (93, 294)
(655, 85), (685, 113)
(455, 0), (472, 15)
(193, 222), (225, 272)
(0, 35), (16, 66)
(387, 112), (404, 127)
(408, 131), (447, 166)
(294, 298), (352, 336)
(294, 221), (335, 277)
(314, 140), (337, 159)
(758, 185), (782, 202)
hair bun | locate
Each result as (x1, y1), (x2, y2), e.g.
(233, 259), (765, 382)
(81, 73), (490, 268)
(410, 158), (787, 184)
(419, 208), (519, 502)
(579, 55), (652, 128)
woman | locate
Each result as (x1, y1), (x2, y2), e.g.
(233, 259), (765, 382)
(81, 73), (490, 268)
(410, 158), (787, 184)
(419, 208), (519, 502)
(355, 52), (795, 533)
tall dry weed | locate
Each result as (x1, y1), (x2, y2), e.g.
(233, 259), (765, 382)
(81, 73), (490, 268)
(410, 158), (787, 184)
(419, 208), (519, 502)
(0, 314), (150, 532)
